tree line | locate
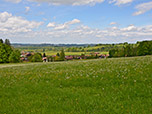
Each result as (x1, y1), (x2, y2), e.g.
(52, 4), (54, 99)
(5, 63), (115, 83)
(0, 39), (20, 63)
(109, 41), (152, 57)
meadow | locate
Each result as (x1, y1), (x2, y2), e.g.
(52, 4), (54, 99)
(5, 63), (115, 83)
(14, 44), (110, 56)
(42, 51), (108, 56)
(0, 56), (152, 113)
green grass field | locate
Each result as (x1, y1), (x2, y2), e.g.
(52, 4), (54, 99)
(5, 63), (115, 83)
(0, 56), (152, 113)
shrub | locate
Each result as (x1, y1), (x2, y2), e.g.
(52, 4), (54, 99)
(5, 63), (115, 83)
(30, 53), (42, 62)
(9, 50), (20, 63)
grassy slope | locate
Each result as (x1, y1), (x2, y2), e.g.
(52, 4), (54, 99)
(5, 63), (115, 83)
(43, 51), (109, 56)
(17, 45), (110, 56)
(0, 56), (152, 113)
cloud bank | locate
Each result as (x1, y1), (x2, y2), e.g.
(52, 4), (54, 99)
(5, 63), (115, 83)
(5, 0), (105, 5)
(47, 19), (80, 30)
(4, 0), (21, 3)
(5, 0), (134, 6)
(133, 1), (152, 16)
(0, 12), (43, 33)
(28, 0), (104, 6)
(1, 20), (152, 43)
(109, 0), (133, 6)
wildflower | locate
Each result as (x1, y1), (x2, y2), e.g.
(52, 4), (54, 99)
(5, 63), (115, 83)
(134, 80), (136, 83)
(66, 77), (70, 79)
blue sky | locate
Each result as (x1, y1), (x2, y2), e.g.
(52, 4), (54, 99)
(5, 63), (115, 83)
(0, 0), (152, 44)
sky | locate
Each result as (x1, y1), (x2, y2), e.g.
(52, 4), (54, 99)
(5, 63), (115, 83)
(0, 0), (152, 44)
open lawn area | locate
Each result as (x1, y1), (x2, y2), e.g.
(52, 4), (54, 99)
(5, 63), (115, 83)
(0, 56), (152, 113)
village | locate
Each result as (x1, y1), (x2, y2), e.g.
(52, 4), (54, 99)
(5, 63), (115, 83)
(20, 51), (109, 62)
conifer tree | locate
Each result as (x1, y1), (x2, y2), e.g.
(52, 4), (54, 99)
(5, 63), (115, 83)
(60, 49), (65, 61)
(43, 53), (46, 57)
(0, 39), (3, 43)
(5, 39), (11, 46)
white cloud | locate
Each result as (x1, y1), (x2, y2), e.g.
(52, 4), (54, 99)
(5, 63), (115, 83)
(67, 19), (81, 25)
(4, 0), (21, 3)
(133, 1), (152, 16)
(27, 0), (104, 6)
(121, 24), (137, 31)
(0, 12), (12, 22)
(54, 24), (67, 30)
(110, 22), (117, 25)
(47, 22), (55, 27)
(25, 7), (30, 13)
(47, 19), (81, 30)
(109, 0), (133, 6)
(0, 12), (43, 33)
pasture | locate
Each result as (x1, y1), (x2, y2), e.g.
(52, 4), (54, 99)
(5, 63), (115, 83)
(43, 51), (109, 56)
(0, 56), (152, 113)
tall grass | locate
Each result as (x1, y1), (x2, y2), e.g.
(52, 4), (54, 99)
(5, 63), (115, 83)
(0, 56), (152, 113)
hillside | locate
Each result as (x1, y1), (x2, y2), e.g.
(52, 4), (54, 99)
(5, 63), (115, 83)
(0, 56), (152, 113)
(13, 43), (132, 56)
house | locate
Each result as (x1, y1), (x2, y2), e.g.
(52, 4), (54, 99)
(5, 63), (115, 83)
(42, 57), (48, 62)
(90, 52), (100, 55)
(99, 54), (106, 58)
(20, 52), (34, 62)
(65, 56), (73, 60)
(99, 54), (109, 58)
(94, 52), (100, 55)
(105, 54), (109, 58)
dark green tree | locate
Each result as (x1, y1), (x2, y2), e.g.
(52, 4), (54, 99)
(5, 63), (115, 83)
(0, 39), (3, 43)
(60, 49), (65, 61)
(30, 53), (42, 62)
(87, 45), (90, 48)
(5, 39), (11, 46)
(9, 50), (20, 63)
(0, 43), (8, 63)
(109, 49), (118, 57)
(0, 43), (12, 63)
(43, 53), (46, 57)
(56, 53), (60, 56)
(138, 41), (152, 56)
(124, 44), (132, 57)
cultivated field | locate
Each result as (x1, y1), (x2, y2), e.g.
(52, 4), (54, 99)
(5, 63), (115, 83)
(0, 56), (152, 113)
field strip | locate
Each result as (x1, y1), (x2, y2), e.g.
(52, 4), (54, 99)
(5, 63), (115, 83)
(0, 58), (135, 69)
(0, 56), (150, 69)
(0, 59), (101, 69)
(0, 63), (44, 69)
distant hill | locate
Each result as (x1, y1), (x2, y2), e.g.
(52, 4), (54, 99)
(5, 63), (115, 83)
(12, 43), (96, 47)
